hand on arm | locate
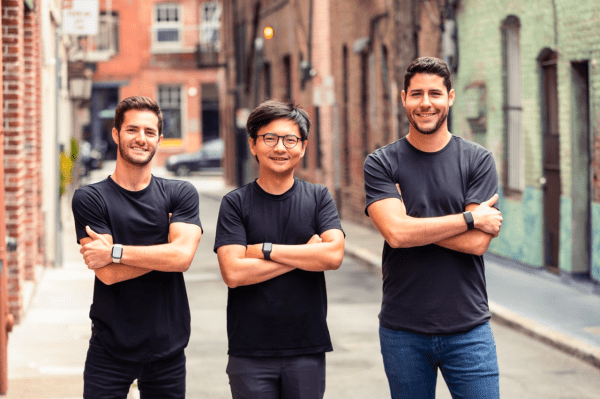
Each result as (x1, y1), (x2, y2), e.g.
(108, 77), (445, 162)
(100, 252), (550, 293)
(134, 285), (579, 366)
(79, 233), (152, 285)
(435, 197), (503, 255)
(81, 222), (202, 273)
(246, 229), (345, 272)
(217, 244), (295, 288)
(368, 184), (501, 250)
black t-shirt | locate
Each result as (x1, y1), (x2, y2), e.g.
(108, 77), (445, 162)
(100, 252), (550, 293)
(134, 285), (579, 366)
(364, 136), (498, 334)
(214, 179), (343, 357)
(72, 175), (202, 362)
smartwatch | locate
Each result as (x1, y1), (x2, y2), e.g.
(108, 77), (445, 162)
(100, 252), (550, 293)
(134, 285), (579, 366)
(111, 244), (123, 263)
(262, 242), (273, 261)
(463, 211), (475, 230)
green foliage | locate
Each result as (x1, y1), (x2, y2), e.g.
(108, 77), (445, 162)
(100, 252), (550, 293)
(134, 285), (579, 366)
(60, 137), (79, 196)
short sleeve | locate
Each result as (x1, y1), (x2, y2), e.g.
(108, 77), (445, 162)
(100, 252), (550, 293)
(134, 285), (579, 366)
(72, 187), (111, 244)
(363, 147), (402, 216)
(214, 193), (247, 252)
(316, 187), (344, 236)
(465, 150), (499, 208)
(169, 181), (203, 232)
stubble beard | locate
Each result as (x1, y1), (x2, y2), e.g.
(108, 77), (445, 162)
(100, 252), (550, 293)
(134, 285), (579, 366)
(407, 110), (448, 135)
(118, 141), (156, 166)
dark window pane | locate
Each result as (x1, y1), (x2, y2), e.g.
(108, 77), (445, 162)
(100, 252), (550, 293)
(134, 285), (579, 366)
(157, 29), (179, 42)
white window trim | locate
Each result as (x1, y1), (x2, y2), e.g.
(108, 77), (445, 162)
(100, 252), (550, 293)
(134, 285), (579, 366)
(152, 3), (183, 53)
(157, 85), (185, 141)
(199, 1), (221, 51)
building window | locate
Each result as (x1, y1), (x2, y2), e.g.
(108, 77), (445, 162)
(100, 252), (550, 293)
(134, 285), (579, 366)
(200, 1), (221, 51)
(152, 3), (182, 52)
(502, 15), (524, 193)
(283, 55), (292, 101)
(158, 86), (183, 139)
(97, 11), (119, 53)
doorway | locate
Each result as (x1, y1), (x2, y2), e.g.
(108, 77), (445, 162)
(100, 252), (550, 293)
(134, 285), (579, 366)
(570, 61), (591, 276)
(540, 50), (561, 273)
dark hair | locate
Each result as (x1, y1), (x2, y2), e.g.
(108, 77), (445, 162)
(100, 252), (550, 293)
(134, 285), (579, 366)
(246, 100), (311, 141)
(404, 57), (452, 93)
(114, 96), (164, 136)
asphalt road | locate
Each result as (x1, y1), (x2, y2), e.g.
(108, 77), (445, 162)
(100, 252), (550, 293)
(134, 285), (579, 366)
(184, 177), (600, 398)
(6, 172), (600, 398)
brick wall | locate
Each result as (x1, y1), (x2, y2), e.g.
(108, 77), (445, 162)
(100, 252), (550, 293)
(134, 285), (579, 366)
(3, 0), (27, 322)
(453, 0), (600, 276)
(23, 6), (40, 280)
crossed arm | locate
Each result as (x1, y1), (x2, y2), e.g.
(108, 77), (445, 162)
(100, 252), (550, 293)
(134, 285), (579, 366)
(216, 229), (345, 289)
(79, 223), (202, 285)
(367, 186), (502, 256)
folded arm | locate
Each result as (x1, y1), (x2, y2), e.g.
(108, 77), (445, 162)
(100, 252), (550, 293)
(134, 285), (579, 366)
(367, 193), (501, 251)
(80, 223), (202, 284)
(434, 203), (497, 255)
(79, 235), (151, 285)
(217, 244), (295, 288)
(245, 229), (345, 272)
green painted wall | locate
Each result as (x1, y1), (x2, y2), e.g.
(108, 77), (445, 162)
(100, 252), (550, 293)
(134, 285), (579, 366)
(454, 0), (600, 282)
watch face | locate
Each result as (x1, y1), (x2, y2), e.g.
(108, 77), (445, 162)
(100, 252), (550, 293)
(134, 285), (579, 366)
(112, 245), (123, 259)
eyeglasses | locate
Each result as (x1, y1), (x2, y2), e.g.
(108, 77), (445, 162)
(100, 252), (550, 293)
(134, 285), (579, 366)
(257, 133), (303, 148)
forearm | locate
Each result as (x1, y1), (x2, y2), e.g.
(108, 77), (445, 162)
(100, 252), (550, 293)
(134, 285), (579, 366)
(219, 257), (294, 288)
(94, 263), (152, 285)
(435, 230), (493, 256)
(384, 213), (469, 248)
(120, 242), (195, 272)
(269, 242), (343, 271)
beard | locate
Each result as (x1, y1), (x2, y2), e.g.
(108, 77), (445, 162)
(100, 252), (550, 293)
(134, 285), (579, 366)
(407, 109), (448, 135)
(118, 141), (157, 166)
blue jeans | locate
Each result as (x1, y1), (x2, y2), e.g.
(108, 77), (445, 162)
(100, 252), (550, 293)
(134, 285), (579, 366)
(379, 322), (499, 399)
(83, 335), (186, 399)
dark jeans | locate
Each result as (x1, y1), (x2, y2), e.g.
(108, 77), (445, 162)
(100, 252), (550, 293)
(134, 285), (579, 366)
(83, 335), (186, 399)
(380, 321), (500, 399)
(226, 353), (326, 399)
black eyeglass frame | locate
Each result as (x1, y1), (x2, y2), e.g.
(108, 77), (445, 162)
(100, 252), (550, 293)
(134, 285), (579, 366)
(256, 133), (305, 149)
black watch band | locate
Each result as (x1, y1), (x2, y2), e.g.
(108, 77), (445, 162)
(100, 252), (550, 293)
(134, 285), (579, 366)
(262, 242), (273, 261)
(463, 211), (475, 230)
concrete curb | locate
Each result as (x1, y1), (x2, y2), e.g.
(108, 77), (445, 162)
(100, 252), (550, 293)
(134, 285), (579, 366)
(344, 243), (600, 370)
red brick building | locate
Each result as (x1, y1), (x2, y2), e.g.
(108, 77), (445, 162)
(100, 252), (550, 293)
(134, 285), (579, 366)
(2, 0), (45, 324)
(220, 0), (448, 225)
(78, 0), (225, 166)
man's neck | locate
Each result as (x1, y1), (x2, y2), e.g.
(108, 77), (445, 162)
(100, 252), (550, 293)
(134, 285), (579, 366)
(256, 170), (295, 195)
(406, 127), (452, 153)
(110, 159), (153, 191)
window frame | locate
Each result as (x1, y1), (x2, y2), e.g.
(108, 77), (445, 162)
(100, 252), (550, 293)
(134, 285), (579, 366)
(157, 85), (184, 143)
(152, 3), (183, 53)
(199, 1), (222, 51)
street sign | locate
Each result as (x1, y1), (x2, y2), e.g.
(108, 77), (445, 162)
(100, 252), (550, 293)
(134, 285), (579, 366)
(63, 0), (99, 35)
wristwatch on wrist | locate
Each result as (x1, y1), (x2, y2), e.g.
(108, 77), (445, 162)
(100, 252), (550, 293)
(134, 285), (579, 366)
(463, 211), (475, 231)
(111, 244), (123, 264)
(262, 242), (273, 261)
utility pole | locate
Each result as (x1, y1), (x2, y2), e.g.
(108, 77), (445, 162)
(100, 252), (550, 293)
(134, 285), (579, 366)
(392, 0), (418, 138)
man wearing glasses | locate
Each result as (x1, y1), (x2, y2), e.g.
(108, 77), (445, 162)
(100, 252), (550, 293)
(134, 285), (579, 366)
(214, 100), (345, 399)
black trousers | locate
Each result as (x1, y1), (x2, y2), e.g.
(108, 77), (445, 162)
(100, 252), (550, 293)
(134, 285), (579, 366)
(226, 353), (326, 399)
(83, 335), (186, 399)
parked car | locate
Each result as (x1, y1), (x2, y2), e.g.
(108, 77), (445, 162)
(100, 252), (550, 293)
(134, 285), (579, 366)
(165, 138), (224, 176)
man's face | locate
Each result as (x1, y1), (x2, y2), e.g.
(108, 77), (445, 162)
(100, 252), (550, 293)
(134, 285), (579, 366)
(401, 73), (455, 135)
(113, 109), (162, 166)
(249, 118), (306, 176)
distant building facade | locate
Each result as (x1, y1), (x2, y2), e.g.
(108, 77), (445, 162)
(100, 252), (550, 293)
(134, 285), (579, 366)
(452, 0), (600, 282)
(75, 0), (225, 166)
(220, 0), (449, 222)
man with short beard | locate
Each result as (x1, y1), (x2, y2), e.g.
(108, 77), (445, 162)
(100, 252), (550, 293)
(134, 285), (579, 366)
(72, 96), (202, 398)
(364, 57), (503, 398)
